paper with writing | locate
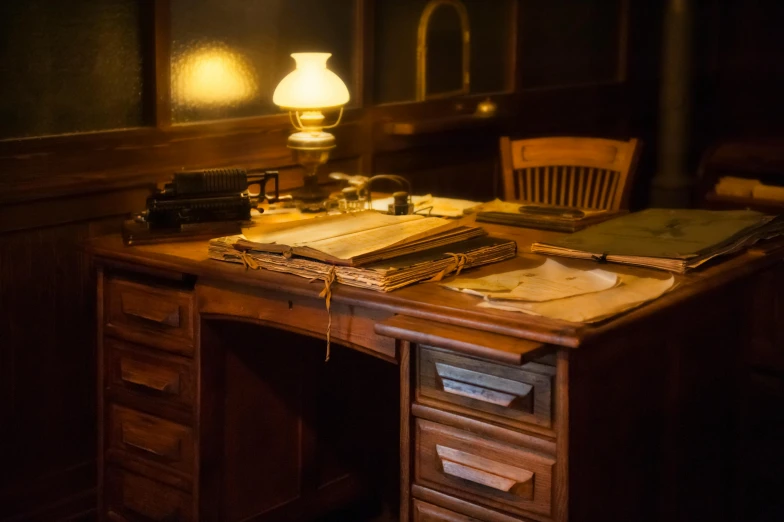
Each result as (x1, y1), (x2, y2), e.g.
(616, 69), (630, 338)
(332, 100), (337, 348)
(442, 258), (618, 302)
(236, 210), (483, 265)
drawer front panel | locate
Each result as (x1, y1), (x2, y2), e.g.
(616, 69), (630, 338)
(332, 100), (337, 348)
(106, 467), (193, 521)
(105, 277), (194, 356)
(198, 282), (396, 360)
(415, 419), (555, 517)
(106, 338), (194, 410)
(418, 346), (555, 429)
(109, 404), (194, 475)
(414, 500), (481, 521)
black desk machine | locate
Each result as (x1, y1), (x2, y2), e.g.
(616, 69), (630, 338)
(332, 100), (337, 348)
(123, 168), (279, 245)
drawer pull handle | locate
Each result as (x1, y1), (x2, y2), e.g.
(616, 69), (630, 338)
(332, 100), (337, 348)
(436, 445), (534, 494)
(122, 426), (182, 460)
(121, 293), (181, 327)
(120, 362), (180, 395)
(435, 362), (533, 407)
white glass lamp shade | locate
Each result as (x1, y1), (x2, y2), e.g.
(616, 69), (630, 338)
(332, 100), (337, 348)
(273, 53), (350, 111)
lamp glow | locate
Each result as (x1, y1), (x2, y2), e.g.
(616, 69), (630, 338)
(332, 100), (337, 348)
(273, 53), (350, 211)
(174, 44), (257, 107)
(273, 53), (349, 110)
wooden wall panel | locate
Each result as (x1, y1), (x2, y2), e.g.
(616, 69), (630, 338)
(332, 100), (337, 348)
(0, 223), (97, 520)
(0, 208), (132, 522)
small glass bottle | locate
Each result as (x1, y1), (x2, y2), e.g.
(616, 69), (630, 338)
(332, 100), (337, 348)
(339, 186), (365, 212)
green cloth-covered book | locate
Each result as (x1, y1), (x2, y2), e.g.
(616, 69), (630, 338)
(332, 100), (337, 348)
(531, 209), (784, 273)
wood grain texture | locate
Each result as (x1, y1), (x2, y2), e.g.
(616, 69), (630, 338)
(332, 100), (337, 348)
(88, 224), (784, 352)
(192, 320), (394, 521)
(552, 350), (569, 522)
(197, 281), (397, 362)
(413, 487), (538, 522)
(400, 340), (413, 522)
(107, 404), (194, 476)
(0, 223), (99, 521)
(105, 467), (193, 521)
(417, 346), (555, 430)
(411, 404), (556, 456)
(105, 339), (195, 410)
(104, 277), (194, 356)
(415, 419), (555, 519)
(376, 316), (548, 365)
(413, 499), (480, 522)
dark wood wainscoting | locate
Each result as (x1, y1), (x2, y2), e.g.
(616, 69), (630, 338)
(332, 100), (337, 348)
(0, 194), (146, 522)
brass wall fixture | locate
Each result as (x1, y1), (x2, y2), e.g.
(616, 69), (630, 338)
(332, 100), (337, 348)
(416, 0), (471, 101)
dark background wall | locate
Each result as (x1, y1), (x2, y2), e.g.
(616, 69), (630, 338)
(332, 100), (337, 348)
(1, 1), (782, 521)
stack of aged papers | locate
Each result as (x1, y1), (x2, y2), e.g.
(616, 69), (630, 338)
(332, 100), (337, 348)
(442, 258), (675, 323)
(531, 209), (784, 273)
(209, 235), (517, 292)
(235, 210), (485, 266)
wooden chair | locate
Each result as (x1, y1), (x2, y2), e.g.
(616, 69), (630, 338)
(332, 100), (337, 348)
(499, 136), (641, 211)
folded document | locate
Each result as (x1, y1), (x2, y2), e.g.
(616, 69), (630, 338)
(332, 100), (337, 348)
(441, 258), (675, 323)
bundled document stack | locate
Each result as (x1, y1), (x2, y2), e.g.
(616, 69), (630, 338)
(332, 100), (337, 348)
(208, 211), (516, 292)
(531, 209), (784, 273)
(233, 211), (485, 266)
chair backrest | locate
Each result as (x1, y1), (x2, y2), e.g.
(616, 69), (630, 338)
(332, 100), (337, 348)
(499, 136), (641, 211)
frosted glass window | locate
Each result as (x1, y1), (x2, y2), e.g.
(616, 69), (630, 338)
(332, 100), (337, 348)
(0, 0), (144, 139)
(171, 0), (356, 123)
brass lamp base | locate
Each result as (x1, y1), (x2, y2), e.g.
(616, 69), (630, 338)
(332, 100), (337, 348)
(292, 175), (331, 212)
(288, 130), (336, 212)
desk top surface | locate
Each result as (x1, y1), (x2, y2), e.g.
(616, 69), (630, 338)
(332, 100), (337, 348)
(87, 223), (783, 348)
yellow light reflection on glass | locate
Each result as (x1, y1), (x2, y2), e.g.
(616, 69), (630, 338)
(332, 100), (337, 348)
(173, 43), (257, 107)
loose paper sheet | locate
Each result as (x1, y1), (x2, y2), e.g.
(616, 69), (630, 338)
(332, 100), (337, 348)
(478, 273), (675, 323)
(442, 258), (619, 302)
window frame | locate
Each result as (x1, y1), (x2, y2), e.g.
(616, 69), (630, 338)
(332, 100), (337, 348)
(0, 0), (634, 206)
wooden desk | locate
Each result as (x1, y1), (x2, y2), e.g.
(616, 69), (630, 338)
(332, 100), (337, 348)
(87, 225), (784, 522)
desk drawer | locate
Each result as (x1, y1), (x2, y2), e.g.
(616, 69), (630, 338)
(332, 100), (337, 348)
(415, 419), (555, 518)
(105, 277), (194, 356)
(106, 338), (194, 410)
(414, 500), (480, 521)
(417, 346), (555, 430)
(106, 467), (193, 521)
(108, 404), (194, 475)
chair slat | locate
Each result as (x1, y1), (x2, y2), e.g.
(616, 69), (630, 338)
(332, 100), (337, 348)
(590, 169), (602, 208)
(543, 166), (551, 204)
(581, 168), (590, 207)
(558, 167), (566, 206)
(607, 171), (620, 209)
(499, 137), (640, 211)
(598, 170), (611, 208)
(568, 167), (576, 206)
